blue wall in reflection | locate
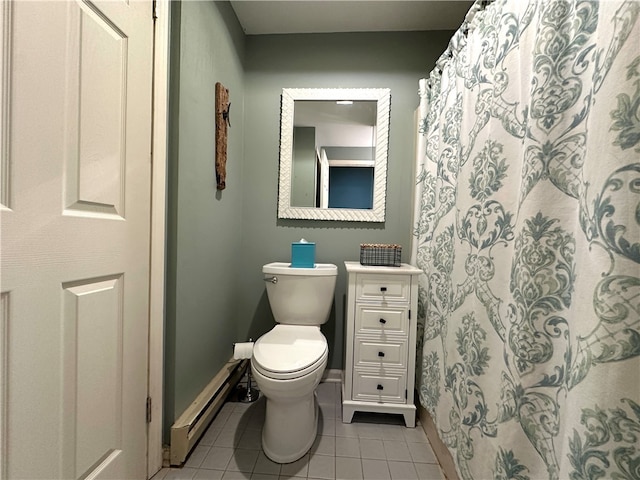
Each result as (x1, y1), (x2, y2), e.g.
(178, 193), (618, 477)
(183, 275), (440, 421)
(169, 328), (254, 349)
(328, 167), (374, 209)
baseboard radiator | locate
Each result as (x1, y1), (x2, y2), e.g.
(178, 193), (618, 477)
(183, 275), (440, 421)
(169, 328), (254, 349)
(170, 357), (247, 465)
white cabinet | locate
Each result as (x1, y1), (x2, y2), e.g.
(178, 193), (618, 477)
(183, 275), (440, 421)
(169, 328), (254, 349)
(342, 261), (422, 427)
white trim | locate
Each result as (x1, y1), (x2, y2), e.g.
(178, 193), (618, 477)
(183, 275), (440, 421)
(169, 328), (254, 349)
(1, 0), (12, 211)
(321, 369), (342, 383)
(147, 0), (170, 477)
(418, 405), (459, 480)
(0, 293), (8, 480)
(0, 3), (11, 477)
(328, 160), (375, 168)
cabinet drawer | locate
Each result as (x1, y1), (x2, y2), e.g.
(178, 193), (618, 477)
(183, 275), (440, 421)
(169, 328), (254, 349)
(354, 338), (407, 369)
(352, 369), (407, 404)
(356, 305), (408, 335)
(356, 274), (410, 303)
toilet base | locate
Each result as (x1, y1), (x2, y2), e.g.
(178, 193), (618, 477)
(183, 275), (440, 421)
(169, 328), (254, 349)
(261, 393), (319, 464)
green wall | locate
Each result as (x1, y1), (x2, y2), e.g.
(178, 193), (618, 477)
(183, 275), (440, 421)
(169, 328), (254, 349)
(164, 0), (245, 441)
(238, 31), (454, 370)
(165, 0), (455, 443)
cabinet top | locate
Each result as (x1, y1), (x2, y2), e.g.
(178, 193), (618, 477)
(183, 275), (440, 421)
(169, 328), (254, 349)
(344, 261), (422, 275)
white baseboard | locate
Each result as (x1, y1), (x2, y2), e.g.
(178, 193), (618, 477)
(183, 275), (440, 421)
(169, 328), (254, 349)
(321, 369), (342, 383)
(418, 405), (459, 480)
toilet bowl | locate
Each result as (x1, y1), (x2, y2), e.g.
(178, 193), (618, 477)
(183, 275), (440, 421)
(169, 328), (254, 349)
(252, 325), (328, 463)
(253, 262), (337, 463)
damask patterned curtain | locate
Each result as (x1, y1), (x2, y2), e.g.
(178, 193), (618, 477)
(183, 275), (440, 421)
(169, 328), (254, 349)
(411, 1), (640, 479)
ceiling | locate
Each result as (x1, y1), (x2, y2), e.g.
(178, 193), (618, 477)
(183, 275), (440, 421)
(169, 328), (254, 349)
(229, 1), (475, 35)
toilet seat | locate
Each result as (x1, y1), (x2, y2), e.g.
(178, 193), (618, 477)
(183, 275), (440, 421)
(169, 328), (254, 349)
(252, 325), (328, 380)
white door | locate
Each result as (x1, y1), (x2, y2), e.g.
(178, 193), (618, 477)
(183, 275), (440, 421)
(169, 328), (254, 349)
(0, 1), (154, 478)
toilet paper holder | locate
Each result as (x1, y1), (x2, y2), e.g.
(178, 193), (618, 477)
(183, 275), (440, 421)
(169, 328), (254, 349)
(233, 339), (259, 403)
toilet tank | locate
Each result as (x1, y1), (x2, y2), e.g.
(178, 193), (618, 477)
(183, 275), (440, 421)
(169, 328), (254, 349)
(262, 262), (338, 325)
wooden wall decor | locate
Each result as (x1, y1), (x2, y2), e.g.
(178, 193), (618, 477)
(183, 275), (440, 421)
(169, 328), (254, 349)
(215, 82), (230, 190)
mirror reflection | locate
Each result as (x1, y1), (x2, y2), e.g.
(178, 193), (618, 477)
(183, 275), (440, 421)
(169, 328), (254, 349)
(292, 100), (377, 209)
(278, 88), (391, 222)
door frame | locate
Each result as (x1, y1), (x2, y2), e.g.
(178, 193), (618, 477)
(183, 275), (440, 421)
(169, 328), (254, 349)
(148, 0), (170, 476)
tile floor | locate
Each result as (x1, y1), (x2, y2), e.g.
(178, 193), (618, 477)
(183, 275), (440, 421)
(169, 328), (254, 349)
(152, 382), (445, 480)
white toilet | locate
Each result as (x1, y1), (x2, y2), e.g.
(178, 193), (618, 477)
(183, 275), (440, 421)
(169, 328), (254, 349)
(251, 261), (337, 463)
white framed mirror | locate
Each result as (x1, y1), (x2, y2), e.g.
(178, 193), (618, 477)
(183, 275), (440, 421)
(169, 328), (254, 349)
(277, 88), (391, 222)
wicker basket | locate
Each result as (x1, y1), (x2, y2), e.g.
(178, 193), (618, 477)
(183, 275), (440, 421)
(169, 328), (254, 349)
(359, 243), (402, 267)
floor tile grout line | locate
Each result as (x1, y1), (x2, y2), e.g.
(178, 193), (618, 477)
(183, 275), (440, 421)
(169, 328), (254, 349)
(154, 383), (443, 480)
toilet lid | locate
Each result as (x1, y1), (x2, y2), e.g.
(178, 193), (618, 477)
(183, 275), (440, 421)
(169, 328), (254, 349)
(252, 325), (327, 375)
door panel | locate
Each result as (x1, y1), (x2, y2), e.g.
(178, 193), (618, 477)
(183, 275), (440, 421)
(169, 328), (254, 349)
(65, 1), (128, 217)
(62, 275), (124, 478)
(1, 1), (153, 478)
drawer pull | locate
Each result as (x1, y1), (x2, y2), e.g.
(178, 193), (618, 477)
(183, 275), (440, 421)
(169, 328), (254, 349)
(379, 318), (387, 324)
(380, 287), (387, 292)
(377, 384), (384, 390)
(378, 351), (385, 357)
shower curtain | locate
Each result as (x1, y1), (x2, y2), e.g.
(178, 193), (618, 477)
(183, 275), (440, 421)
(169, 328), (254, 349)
(411, 1), (640, 479)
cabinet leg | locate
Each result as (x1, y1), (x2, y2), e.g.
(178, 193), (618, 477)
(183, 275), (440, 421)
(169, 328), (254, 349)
(403, 411), (416, 428)
(342, 405), (355, 424)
